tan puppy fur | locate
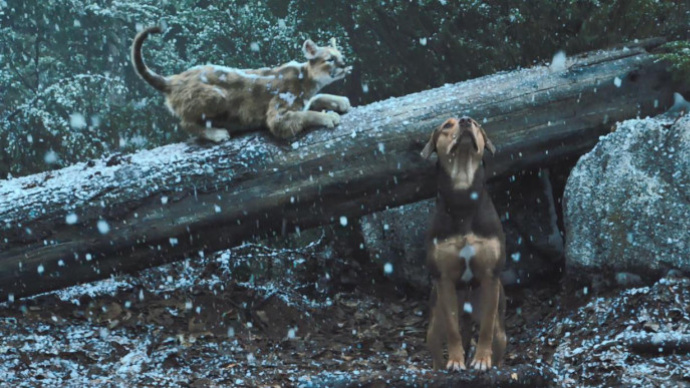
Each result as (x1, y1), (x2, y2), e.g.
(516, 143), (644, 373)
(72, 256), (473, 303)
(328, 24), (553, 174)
(132, 27), (352, 142)
(423, 117), (506, 371)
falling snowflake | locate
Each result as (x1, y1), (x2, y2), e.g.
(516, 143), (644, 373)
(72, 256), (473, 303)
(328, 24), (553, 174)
(44, 150), (59, 164)
(66, 213), (78, 225)
(550, 51), (566, 72)
(69, 113), (87, 129)
(97, 220), (110, 234)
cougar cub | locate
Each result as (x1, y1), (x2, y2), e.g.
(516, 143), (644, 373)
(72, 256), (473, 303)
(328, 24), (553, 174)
(132, 26), (352, 142)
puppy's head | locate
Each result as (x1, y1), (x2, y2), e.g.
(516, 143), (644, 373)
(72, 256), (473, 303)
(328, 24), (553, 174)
(303, 38), (352, 89)
(421, 117), (495, 160)
(421, 117), (496, 187)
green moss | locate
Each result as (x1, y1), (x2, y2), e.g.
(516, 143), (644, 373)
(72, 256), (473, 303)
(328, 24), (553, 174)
(657, 41), (690, 84)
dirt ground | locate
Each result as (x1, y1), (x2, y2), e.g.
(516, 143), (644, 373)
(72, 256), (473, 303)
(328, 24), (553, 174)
(1, 239), (689, 387)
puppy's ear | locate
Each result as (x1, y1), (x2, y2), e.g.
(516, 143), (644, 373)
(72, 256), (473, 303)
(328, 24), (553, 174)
(479, 126), (496, 155)
(421, 129), (440, 159)
(303, 39), (319, 59)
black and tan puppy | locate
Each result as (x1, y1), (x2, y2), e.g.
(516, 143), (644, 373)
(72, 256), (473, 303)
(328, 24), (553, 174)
(422, 117), (507, 371)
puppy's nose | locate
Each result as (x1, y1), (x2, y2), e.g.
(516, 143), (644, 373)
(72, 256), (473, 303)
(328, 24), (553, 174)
(459, 116), (471, 126)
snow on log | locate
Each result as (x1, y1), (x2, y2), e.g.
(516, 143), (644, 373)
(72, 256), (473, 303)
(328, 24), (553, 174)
(298, 363), (556, 387)
(624, 332), (690, 355)
(0, 39), (684, 299)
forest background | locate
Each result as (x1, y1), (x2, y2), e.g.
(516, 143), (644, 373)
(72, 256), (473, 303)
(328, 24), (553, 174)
(1, 0), (688, 178)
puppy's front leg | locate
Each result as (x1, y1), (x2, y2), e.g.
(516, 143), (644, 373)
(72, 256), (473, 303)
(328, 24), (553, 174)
(471, 276), (500, 371)
(438, 278), (466, 371)
(426, 283), (445, 370)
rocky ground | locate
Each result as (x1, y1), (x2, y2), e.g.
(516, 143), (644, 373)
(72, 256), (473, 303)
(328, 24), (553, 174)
(0, 238), (688, 387)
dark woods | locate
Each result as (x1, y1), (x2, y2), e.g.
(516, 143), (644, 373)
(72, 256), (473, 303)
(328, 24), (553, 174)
(1, 0), (688, 178)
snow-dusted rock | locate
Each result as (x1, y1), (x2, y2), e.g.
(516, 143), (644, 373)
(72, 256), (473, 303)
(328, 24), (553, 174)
(360, 170), (566, 289)
(564, 114), (690, 278)
(360, 200), (432, 288)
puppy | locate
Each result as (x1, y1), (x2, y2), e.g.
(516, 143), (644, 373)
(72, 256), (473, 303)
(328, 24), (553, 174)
(422, 117), (507, 371)
(132, 27), (352, 142)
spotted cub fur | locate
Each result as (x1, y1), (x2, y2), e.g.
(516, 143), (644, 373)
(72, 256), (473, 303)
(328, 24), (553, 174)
(132, 26), (352, 142)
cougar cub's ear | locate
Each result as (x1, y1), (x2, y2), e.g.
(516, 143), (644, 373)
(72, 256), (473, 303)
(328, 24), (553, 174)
(329, 38), (338, 49)
(421, 128), (440, 159)
(303, 39), (319, 59)
(474, 120), (496, 155)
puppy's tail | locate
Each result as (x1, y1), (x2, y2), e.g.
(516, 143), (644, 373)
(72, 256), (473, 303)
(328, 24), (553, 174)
(131, 26), (169, 93)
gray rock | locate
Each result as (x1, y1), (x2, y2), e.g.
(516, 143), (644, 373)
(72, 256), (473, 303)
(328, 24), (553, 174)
(360, 200), (433, 288)
(360, 168), (566, 289)
(564, 114), (690, 278)
(615, 272), (644, 287)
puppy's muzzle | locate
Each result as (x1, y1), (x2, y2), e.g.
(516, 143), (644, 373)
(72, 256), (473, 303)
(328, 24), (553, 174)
(448, 128), (479, 154)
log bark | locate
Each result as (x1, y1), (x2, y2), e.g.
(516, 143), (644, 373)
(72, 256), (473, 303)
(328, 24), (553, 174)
(0, 39), (684, 299)
(299, 364), (556, 388)
(625, 333), (690, 355)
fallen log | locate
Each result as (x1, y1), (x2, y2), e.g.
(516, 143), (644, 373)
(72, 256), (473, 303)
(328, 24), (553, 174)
(298, 364), (557, 388)
(624, 332), (690, 355)
(0, 39), (685, 299)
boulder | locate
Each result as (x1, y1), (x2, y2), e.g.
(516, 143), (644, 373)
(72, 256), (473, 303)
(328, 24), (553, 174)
(564, 114), (690, 279)
(360, 168), (566, 289)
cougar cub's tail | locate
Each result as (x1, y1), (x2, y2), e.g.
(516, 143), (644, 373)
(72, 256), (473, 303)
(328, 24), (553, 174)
(131, 26), (169, 93)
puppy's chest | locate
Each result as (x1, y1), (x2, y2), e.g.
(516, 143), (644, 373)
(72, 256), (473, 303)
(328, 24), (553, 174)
(430, 234), (501, 284)
(457, 244), (475, 282)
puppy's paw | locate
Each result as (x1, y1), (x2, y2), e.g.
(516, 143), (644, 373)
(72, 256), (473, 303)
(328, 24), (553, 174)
(446, 359), (466, 371)
(321, 111), (341, 128)
(329, 96), (351, 113)
(470, 350), (493, 371)
(446, 346), (466, 371)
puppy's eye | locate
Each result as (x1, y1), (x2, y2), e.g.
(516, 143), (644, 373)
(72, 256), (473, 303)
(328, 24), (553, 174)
(442, 122), (454, 129)
(326, 57), (335, 62)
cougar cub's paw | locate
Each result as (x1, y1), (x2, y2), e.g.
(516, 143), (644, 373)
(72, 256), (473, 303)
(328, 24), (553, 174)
(202, 128), (231, 143)
(329, 96), (351, 113)
(322, 111), (341, 128)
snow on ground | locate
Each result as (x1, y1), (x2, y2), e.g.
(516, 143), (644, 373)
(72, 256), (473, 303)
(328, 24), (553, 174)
(542, 276), (690, 387)
(1, 229), (688, 386)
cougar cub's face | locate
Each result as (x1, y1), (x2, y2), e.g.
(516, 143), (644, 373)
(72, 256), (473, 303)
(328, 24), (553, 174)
(303, 39), (351, 88)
